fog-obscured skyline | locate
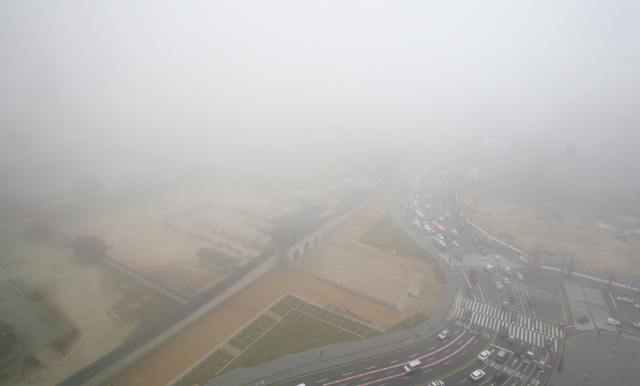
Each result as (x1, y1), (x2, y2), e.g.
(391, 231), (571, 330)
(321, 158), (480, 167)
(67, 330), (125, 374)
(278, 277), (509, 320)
(2, 1), (640, 194)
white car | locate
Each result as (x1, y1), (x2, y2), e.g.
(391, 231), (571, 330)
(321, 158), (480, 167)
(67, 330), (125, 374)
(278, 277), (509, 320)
(436, 233), (444, 240)
(516, 272), (524, 280)
(503, 277), (511, 285)
(605, 318), (621, 326)
(478, 350), (491, 361)
(438, 216), (445, 221)
(616, 296), (634, 303)
(452, 241), (459, 247)
(470, 369), (485, 381)
(496, 282), (504, 290)
(445, 213), (451, 218)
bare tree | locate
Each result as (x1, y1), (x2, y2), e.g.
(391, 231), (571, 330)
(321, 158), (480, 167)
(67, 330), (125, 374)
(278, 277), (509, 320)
(529, 241), (547, 266)
(603, 268), (622, 287)
(564, 250), (580, 277)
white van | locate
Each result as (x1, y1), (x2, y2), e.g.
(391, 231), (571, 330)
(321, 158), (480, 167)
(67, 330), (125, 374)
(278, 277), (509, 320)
(404, 359), (422, 373)
(486, 264), (494, 272)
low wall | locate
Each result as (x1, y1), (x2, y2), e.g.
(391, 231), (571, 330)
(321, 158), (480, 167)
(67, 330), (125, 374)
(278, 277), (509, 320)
(100, 257), (189, 305)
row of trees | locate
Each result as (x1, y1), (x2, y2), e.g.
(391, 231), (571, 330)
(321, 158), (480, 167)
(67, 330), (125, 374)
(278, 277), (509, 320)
(528, 241), (639, 287)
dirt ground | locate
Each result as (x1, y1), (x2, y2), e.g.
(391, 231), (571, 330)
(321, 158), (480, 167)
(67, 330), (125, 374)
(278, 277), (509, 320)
(51, 181), (298, 292)
(0, 216), (182, 386)
(459, 190), (640, 273)
(108, 186), (447, 386)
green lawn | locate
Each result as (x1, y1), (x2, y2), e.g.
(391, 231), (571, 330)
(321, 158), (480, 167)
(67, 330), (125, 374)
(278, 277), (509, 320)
(222, 309), (366, 374)
(357, 216), (436, 264)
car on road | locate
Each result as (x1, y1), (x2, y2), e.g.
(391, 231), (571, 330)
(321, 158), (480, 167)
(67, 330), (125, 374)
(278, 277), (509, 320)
(499, 326), (508, 338)
(516, 272), (524, 280)
(537, 358), (547, 370)
(438, 329), (450, 340)
(470, 369), (485, 381)
(632, 322), (640, 330)
(544, 339), (553, 350)
(617, 296), (634, 303)
(510, 312), (518, 322)
(452, 241), (459, 247)
(504, 267), (512, 276)
(414, 219), (421, 228)
(496, 282), (504, 290)
(438, 216), (445, 222)
(635, 303), (640, 310)
(436, 233), (444, 240)
(507, 333), (516, 343)
(478, 350), (491, 361)
(445, 213), (451, 218)
(503, 277), (511, 285)
(493, 371), (506, 382)
(515, 344), (524, 356)
(501, 301), (509, 311)
(470, 325), (480, 336)
(605, 318), (621, 326)
(576, 315), (589, 323)
(404, 359), (422, 374)
(479, 247), (486, 254)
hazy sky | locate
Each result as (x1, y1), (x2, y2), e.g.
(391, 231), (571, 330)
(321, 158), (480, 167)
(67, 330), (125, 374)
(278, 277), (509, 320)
(1, 1), (640, 162)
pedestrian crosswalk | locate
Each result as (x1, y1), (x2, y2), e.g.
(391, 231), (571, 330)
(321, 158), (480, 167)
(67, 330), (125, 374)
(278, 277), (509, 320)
(563, 282), (616, 331)
(453, 297), (560, 351)
(446, 252), (523, 269)
(582, 286), (616, 332)
(564, 282), (594, 331)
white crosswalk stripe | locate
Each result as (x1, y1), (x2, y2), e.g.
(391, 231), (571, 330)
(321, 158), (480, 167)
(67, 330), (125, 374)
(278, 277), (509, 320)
(564, 282), (595, 331)
(454, 297), (559, 350)
(582, 286), (617, 331)
(564, 282), (617, 331)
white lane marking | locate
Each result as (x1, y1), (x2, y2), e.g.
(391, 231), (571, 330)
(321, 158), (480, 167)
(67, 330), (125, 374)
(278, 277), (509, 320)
(342, 373), (352, 376)
(409, 354), (417, 358)
(363, 377), (372, 381)
(367, 366), (376, 369)
(609, 292), (618, 308)
(390, 360), (398, 363)
(444, 360), (451, 365)
(316, 380), (326, 383)
(428, 346), (435, 350)
(385, 371), (395, 374)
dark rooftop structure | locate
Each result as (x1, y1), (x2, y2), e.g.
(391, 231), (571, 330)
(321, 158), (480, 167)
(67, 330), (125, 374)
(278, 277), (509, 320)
(196, 248), (235, 271)
(265, 204), (326, 246)
(68, 235), (110, 257)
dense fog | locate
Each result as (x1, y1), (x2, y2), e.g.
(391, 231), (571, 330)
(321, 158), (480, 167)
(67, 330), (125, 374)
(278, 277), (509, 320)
(1, 0), (640, 211)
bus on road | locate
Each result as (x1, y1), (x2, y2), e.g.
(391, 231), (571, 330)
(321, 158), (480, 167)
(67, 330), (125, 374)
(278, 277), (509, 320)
(432, 236), (448, 250)
(431, 220), (445, 233)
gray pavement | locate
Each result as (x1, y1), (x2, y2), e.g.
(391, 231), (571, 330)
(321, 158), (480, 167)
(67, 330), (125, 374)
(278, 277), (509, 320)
(209, 178), (464, 386)
(552, 331), (640, 386)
